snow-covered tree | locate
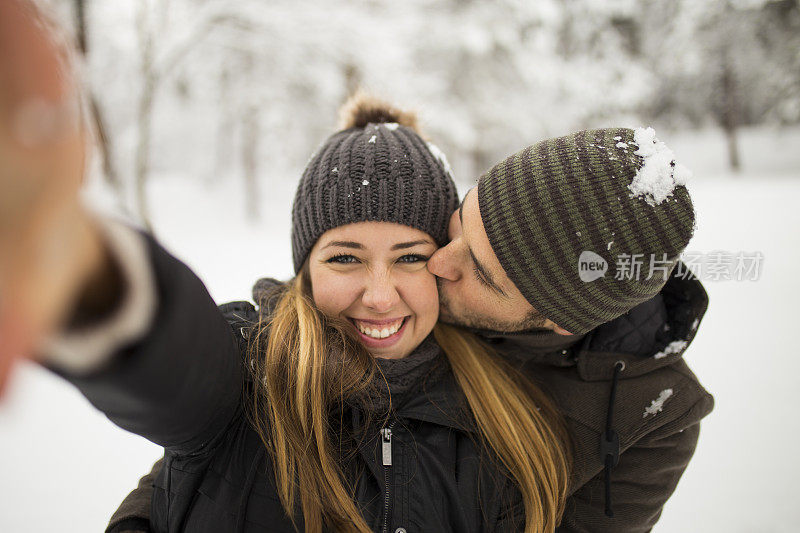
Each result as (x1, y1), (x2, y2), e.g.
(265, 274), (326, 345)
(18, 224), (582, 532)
(34, 0), (800, 225)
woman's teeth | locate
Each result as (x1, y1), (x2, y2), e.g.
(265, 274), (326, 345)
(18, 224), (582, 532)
(355, 318), (404, 339)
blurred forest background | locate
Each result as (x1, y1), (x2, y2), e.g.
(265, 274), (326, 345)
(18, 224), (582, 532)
(36, 0), (800, 228)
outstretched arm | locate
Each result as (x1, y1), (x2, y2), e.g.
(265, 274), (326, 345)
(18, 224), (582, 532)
(1, 1), (245, 453)
(39, 218), (245, 454)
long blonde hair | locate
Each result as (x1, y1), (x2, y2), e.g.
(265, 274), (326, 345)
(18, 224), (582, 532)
(245, 268), (571, 533)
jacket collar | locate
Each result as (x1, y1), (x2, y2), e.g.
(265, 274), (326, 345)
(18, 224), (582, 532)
(395, 363), (479, 434)
(469, 327), (587, 368)
(348, 355), (480, 435)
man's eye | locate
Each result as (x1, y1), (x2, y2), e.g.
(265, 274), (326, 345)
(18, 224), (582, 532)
(398, 254), (429, 263)
(327, 254), (358, 264)
(473, 265), (492, 288)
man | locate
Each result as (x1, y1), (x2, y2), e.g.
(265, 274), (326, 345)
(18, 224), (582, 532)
(106, 129), (712, 532)
(428, 129), (713, 531)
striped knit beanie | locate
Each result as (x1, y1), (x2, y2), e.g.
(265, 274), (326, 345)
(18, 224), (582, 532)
(478, 127), (695, 335)
(291, 94), (459, 272)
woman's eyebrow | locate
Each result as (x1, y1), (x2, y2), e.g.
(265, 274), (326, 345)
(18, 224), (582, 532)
(391, 240), (434, 250)
(322, 239), (432, 251)
(322, 240), (363, 250)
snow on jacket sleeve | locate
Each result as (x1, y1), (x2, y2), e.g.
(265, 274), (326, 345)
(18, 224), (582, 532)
(39, 219), (244, 456)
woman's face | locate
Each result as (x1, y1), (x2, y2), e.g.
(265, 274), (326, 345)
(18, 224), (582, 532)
(308, 221), (439, 359)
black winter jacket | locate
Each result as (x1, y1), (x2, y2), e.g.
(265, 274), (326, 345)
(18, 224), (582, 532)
(46, 229), (532, 533)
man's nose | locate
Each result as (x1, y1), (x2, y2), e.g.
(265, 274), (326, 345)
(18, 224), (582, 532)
(361, 271), (400, 313)
(428, 242), (461, 282)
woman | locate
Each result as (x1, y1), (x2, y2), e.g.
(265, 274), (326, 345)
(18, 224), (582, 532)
(0, 12), (570, 525)
(77, 99), (571, 532)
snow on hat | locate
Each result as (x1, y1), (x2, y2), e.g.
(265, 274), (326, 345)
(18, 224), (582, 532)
(291, 93), (459, 272)
(478, 127), (695, 335)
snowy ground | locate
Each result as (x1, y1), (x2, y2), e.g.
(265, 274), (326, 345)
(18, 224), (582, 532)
(0, 127), (798, 532)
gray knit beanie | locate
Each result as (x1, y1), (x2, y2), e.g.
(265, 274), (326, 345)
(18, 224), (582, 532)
(478, 127), (696, 335)
(291, 95), (459, 272)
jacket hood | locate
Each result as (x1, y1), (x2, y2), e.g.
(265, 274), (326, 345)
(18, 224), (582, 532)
(252, 277), (286, 313)
(576, 261), (709, 381)
(473, 261), (709, 381)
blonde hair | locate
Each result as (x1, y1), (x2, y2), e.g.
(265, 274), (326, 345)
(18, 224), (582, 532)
(245, 268), (571, 533)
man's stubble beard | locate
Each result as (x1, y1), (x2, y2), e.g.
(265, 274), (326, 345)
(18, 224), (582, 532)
(436, 279), (549, 333)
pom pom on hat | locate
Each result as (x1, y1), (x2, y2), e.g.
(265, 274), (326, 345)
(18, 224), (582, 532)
(337, 90), (420, 133)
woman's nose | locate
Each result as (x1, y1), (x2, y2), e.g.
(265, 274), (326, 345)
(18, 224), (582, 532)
(361, 272), (400, 313)
(427, 242), (462, 282)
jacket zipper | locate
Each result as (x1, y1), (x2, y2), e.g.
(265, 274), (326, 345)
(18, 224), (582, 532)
(381, 420), (396, 533)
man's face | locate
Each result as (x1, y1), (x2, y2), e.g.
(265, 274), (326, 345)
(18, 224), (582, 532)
(428, 187), (558, 333)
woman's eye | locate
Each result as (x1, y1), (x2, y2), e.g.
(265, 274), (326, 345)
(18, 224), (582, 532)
(398, 254), (429, 264)
(327, 254), (358, 264)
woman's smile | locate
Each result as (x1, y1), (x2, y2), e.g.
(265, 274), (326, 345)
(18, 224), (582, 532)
(349, 316), (410, 347)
